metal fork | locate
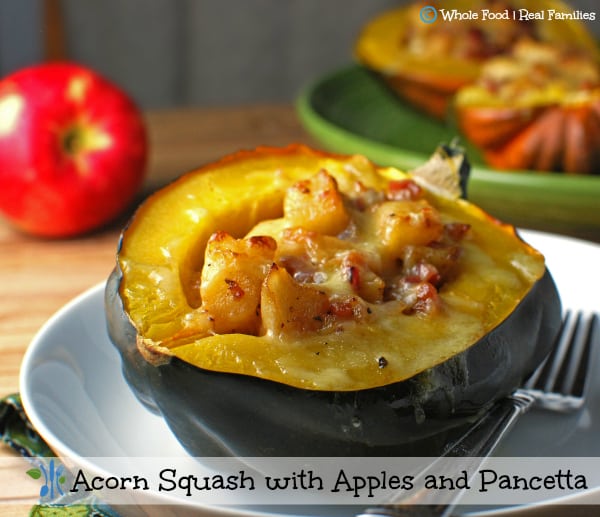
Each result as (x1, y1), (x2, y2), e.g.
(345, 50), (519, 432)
(356, 310), (598, 517)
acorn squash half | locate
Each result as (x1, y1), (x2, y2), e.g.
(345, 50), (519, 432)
(105, 144), (561, 457)
(355, 0), (600, 119)
(455, 39), (600, 174)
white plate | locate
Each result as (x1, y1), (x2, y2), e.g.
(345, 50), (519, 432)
(20, 229), (600, 516)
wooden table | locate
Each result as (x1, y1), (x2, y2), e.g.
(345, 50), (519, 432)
(0, 105), (316, 516)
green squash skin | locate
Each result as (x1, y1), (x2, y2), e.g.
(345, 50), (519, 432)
(105, 262), (561, 457)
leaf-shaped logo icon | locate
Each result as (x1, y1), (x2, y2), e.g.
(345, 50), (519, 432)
(26, 468), (42, 480)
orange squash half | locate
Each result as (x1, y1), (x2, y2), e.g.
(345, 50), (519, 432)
(455, 39), (600, 174)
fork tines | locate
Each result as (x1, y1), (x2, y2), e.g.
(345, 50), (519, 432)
(523, 310), (597, 412)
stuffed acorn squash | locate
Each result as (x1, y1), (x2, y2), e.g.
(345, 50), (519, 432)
(105, 144), (561, 457)
(455, 39), (600, 174)
(355, 0), (599, 119)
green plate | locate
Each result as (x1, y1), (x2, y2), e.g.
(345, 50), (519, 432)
(296, 65), (600, 240)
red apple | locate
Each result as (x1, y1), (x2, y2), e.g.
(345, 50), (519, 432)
(0, 62), (148, 237)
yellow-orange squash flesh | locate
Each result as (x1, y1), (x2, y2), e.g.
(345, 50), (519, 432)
(116, 145), (547, 392)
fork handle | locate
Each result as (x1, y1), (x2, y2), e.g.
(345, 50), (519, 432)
(355, 390), (536, 517)
(442, 389), (535, 458)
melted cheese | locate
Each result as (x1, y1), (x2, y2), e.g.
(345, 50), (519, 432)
(120, 150), (545, 390)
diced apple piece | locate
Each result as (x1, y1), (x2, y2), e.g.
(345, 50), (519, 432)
(372, 199), (443, 269)
(200, 231), (276, 335)
(260, 264), (330, 336)
(283, 170), (350, 235)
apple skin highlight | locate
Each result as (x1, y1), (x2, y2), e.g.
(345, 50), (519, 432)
(0, 62), (147, 237)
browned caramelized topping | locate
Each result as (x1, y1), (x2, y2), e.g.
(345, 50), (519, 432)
(197, 171), (470, 337)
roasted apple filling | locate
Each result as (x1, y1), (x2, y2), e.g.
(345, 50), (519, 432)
(115, 146), (547, 390)
(198, 171), (469, 338)
(456, 39), (600, 108)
